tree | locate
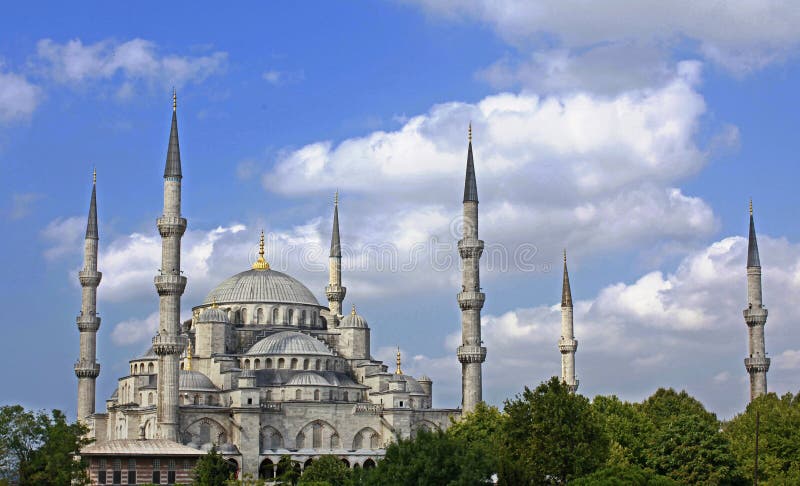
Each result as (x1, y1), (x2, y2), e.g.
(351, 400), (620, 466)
(298, 455), (350, 486)
(0, 405), (91, 486)
(366, 429), (494, 486)
(500, 377), (609, 485)
(571, 464), (680, 485)
(275, 456), (301, 486)
(592, 395), (653, 468)
(194, 447), (236, 486)
(724, 392), (800, 484)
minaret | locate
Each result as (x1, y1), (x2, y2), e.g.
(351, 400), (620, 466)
(152, 90), (188, 441)
(558, 250), (578, 392)
(326, 191), (346, 321)
(744, 200), (769, 400)
(457, 124), (486, 413)
(75, 170), (102, 421)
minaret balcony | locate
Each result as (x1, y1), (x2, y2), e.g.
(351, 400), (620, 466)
(743, 307), (768, 326)
(457, 345), (487, 364)
(76, 315), (101, 332)
(152, 333), (188, 356)
(558, 338), (578, 353)
(744, 356), (771, 373)
(154, 274), (187, 296)
(74, 361), (100, 378)
(78, 270), (102, 287)
(157, 216), (187, 237)
(325, 285), (346, 301)
(458, 238), (484, 258)
(457, 291), (485, 310)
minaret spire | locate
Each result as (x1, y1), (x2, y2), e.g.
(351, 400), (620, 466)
(457, 124), (486, 413)
(75, 170), (102, 421)
(326, 191), (346, 321)
(744, 200), (769, 401)
(558, 249), (578, 392)
(152, 93), (188, 441)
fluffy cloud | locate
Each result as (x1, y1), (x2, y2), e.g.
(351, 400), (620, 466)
(41, 216), (85, 260)
(262, 70), (304, 86)
(35, 38), (227, 93)
(0, 69), (40, 122)
(7, 193), (43, 220)
(407, 0), (800, 74)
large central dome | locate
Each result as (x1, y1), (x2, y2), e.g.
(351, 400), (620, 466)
(202, 269), (320, 306)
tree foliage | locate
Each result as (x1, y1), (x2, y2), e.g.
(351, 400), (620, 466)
(571, 464), (680, 485)
(298, 455), (351, 486)
(193, 447), (236, 486)
(0, 405), (91, 486)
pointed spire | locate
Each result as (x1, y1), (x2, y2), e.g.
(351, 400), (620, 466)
(748, 200), (761, 268)
(395, 346), (403, 375)
(85, 170), (98, 239)
(330, 191), (341, 257)
(463, 123), (478, 203)
(164, 90), (182, 179)
(253, 230), (270, 270)
(561, 249), (572, 307)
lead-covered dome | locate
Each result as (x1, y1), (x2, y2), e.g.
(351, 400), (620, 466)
(287, 372), (330, 386)
(202, 269), (320, 306)
(179, 370), (217, 391)
(247, 331), (333, 356)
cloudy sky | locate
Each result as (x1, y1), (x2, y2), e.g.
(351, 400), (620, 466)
(1, 1), (799, 420)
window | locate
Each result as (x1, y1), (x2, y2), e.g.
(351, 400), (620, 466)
(152, 458), (161, 484)
(247, 398), (253, 405)
(98, 458), (107, 484)
(301, 310), (307, 324)
(168, 459), (176, 484)
(148, 363), (154, 373)
(112, 458), (121, 484)
(295, 389), (302, 400)
(266, 358), (273, 368)
(278, 358), (285, 369)
(314, 389), (320, 401)
(287, 309), (294, 324)
(312, 423), (322, 448)
(272, 307), (279, 324)
(254, 358), (261, 369)
(256, 307), (264, 324)
(291, 358), (298, 370)
(183, 459), (193, 470)
(127, 458), (136, 484)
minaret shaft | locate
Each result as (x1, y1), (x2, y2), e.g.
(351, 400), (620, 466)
(558, 253), (578, 392)
(743, 207), (769, 401)
(153, 97), (187, 441)
(326, 195), (346, 320)
(457, 132), (486, 414)
(76, 179), (101, 421)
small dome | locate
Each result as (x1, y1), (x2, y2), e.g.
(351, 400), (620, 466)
(179, 370), (217, 391)
(203, 269), (320, 306)
(392, 374), (425, 394)
(287, 372), (330, 386)
(199, 307), (229, 323)
(246, 331), (333, 356)
(340, 306), (368, 328)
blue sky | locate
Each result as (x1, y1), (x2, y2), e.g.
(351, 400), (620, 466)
(1, 1), (799, 419)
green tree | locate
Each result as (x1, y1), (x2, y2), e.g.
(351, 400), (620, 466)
(500, 377), (609, 485)
(639, 388), (743, 485)
(572, 464), (680, 485)
(194, 447), (236, 486)
(724, 392), (800, 484)
(366, 429), (493, 486)
(592, 395), (653, 468)
(275, 456), (301, 486)
(447, 402), (504, 474)
(0, 405), (91, 486)
(298, 455), (351, 486)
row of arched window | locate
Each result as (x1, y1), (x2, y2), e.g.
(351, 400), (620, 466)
(130, 362), (155, 375)
(241, 357), (343, 372)
(224, 306), (321, 327)
(260, 389), (358, 402)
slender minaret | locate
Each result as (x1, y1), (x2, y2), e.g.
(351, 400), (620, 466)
(558, 250), (578, 392)
(457, 124), (486, 413)
(152, 90), (188, 441)
(744, 200), (769, 401)
(75, 170), (102, 421)
(326, 191), (346, 320)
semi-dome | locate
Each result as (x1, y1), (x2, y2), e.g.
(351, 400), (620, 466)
(340, 305), (368, 328)
(202, 269), (319, 306)
(246, 331), (333, 356)
(286, 372), (330, 386)
(179, 370), (217, 391)
(199, 306), (229, 323)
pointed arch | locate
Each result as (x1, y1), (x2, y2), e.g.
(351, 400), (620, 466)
(260, 426), (284, 452)
(353, 427), (380, 450)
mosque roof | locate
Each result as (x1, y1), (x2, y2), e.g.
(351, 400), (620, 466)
(246, 331), (333, 356)
(198, 307), (228, 323)
(81, 439), (202, 456)
(202, 269), (319, 306)
(340, 306), (368, 328)
(286, 371), (330, 386)
(179, 370), (217, 391)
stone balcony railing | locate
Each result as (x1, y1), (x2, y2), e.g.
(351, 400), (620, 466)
(457, 345), (487, 364)
(260, 402), (282, 413)
(353, 403), (383, 415)
(74, 361), (101, 378)
(156, 216), (187, 237)
(78, 269), (102, 287)
(744, 356), (771, 372)
(154, 274), (187, 296)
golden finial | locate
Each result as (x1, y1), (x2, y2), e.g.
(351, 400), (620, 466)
(172, 88), (177, 111)
(92, 168), (96, 185)
(351, 304), (357, 315)
(211, 298), (218, 309)
(252, 230), (270, 270)
(186, 341), (193, 371)
(749, 199), (753, 216)
(395, 346), (403, 375)
(334, 190), (339, 206)
(468, 122), (472, 143)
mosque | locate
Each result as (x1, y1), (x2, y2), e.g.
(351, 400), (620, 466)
(74, 93), (770, 484)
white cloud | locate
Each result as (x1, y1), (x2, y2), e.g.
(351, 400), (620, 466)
(0, 69), (40, 122)
(7, 192), (43, 219)
(111, 311), (159, 346)
(41, 216), (85, 260)
(775, 349), (800, 370)
(34, 38), (227, 94)
(262, 70), (304, 86)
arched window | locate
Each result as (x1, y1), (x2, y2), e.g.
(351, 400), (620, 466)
(287, 309), (294, 324)
(259, 459), (275, 479)
(295, 389), (302, 400)
(254, 359), (261, 369)
(244, 359), (251, 370)
(265, 390), (272, 401)
(241, 308), (248, 324)
(256, 308), (264, 324)
(266, 358), (272, 368)
(312, 423), (322, 449)
(278, 358), (285, 369)
(301, 310), (307, 325)
(199, 422), (211, 443)
(364, 458), (376, 469)
(343, 391), (349, 402)
(291, 358), (298, 370)
(272, 308), (279, 324)
(314, 389), (320, 401)
(330, 433), (340, 449)
(296, 431), (305, 449)
(369, 434), (379, 449)
(148, 363), (154, 374)
(303, 359), (309, 370)
(148, 392), (154, 405)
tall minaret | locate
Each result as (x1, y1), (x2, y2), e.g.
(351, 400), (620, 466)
(326, 191), (346, 321)
(744, 200), (769, 401)
(152, 90), (188, 441)
(558, 250), (578, 392)
(75, 170), (102, 421)
(457, 124), (486, 414)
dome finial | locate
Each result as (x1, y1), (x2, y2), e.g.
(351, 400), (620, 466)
(172, 88), (177, 112)
(186, 340), (193, 371)
(92, 167), (96, 185)
(468, 122), (472, 143)
(334, 190), (339, 206)
(351, 303), (357, 315)
(396, 346), (403, 375)
(749, 198), (753, 216)
(563, 248), (567, 263)
(252, 229), (270, 270)
(211, 297), (218, 309)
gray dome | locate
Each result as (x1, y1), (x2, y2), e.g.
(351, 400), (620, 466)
(203, 269), (319, 306)
(199, 307), (229, 323)
(287, 372), (330, 386)
(247, 331), (333, 356)
(179, 370), (217, 391)
(340, 308), (368, 328)
(135, 346), (157, 360)
(394, 375), (425, 394)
